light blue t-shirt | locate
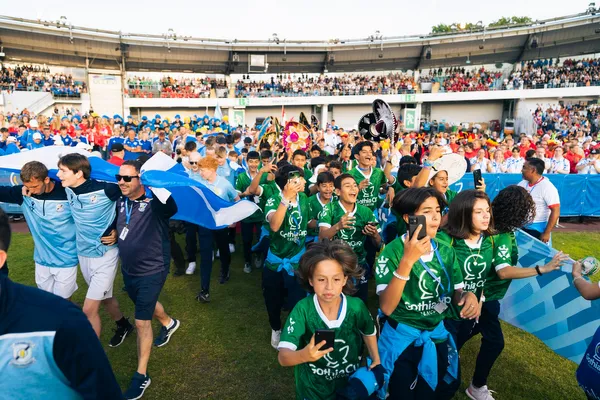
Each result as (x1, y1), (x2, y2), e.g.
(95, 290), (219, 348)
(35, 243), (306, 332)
(188, 172), (237, 202)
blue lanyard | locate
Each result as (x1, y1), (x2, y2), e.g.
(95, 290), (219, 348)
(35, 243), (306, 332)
(418, 242), (451, 297)
(125, 199), (133, 226)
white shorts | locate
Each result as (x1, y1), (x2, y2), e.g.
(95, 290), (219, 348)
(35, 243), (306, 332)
(35, 264), (78, 299)
(79, 247), (119, 301)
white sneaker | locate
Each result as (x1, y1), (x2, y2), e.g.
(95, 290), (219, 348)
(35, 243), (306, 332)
(271, 330), (281, 350)
(466, 383), (496, 400)
(185, 262), (196, 275)
(243, 263), (252, 273)
(216, 250), (220, 258)
(229, 243), (235, 253)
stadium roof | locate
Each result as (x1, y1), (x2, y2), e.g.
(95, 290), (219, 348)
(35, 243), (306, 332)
(1, 12), (600, 73)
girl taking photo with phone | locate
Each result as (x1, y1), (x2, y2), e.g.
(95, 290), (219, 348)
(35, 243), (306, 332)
(374, 187), (479, 400)
(435, 190), (496, 400)
(277, 240), (381, 400)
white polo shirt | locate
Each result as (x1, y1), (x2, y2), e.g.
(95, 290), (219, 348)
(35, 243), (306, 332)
(518, 177), (560, 224)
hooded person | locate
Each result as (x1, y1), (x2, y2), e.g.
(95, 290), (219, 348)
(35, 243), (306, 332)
(27, 132), (45, 150)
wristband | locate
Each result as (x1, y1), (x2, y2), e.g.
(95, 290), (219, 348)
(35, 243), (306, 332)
(280, 199), (290, 208)
(393, 271), (410, 281)
(423, 159), (434, 167)
(535, 265), (542, 276)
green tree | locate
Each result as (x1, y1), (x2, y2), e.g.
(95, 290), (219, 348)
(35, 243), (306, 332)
(489, 16), (533, 27)
(431, 24), (453, 33)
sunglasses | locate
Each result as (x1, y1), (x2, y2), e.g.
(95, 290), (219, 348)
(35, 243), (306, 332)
(189, 161), (198, 165)
(115, 174), (140, 182)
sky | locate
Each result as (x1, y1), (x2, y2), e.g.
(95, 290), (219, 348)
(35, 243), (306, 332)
(5, 0), (595, 41)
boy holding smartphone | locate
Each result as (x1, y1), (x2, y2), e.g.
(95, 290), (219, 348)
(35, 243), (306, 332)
(319, 174), (382, 303)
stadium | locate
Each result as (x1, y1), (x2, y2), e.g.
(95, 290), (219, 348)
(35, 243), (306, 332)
(0, 4), (599, 400)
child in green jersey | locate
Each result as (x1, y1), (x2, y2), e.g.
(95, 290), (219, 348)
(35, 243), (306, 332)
(319, 174), (381, 304)
(436, 190), (496, 400)
(307, 172), (335, 243)
(235, 151), (268, 273)
(278, 240), (381, 400)
(452, 185), (567, 400)
(375, 188), (480, 400)
(264, 165), (310, 350)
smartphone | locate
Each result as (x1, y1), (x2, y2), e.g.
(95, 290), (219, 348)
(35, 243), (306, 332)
(408, 215), (427, 240)
(473, 169), (482, 188)
(315, 329), (335, 351)
(271, 151), (279, 164)
(367, 221), (379, 228)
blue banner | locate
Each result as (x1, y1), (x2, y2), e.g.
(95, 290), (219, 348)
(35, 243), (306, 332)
(500, 230), (600, 363)
(450, 173), (600, 217)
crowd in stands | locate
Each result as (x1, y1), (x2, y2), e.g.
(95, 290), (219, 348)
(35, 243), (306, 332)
(420, 66), (504, 92)
(234, 73), (417, 97)
(0, 64), (85, 96)
(125, 76), (228, 98)
(505, 58), (600, 89)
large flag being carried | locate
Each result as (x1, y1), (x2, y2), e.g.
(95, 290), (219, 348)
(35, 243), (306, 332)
(0, 147), (259, 229)
(501, 230), (600, 363)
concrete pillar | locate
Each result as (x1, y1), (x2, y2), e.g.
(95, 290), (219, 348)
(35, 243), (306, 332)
(321, 104), (328, 129)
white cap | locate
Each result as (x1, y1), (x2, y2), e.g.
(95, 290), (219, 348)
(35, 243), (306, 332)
(6, 136), (17, 143)
(32, 132), (42, 140)
(75, 142), (92, 151)
(29, 120), (38, 128)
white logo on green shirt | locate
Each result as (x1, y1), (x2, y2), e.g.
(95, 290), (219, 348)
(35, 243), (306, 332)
(376, 257), (390, 278)
(497, 244), (510, 260)
(419, 269), (441, 300)
(464, 254), (486, 280)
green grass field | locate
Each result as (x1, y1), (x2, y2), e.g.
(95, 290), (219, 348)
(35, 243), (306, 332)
(6, 230), (599, 399)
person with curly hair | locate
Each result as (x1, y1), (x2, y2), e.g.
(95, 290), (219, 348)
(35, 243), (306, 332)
(277, 240), (381, 400)
(456, 185), (568, 400)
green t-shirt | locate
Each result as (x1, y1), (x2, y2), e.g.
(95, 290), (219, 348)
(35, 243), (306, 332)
(341, 159), (356, 173)
(278, 294), (376, 400)
(374, 234), (464, 331)
(389, 185), (407, 236)
(347, 167), (387, 211)
(485, 232), (519, 302)
(307, 193), (330, 238)
(445, 189), (458, 205)
(259, 180), (279, 228)
(438, 232), (494, 320)
(235, 171), (268, 223)
(264, 192), (310, 271)
(319, 201), (379, 264)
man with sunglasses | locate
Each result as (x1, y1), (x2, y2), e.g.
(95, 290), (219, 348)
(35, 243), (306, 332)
(115, 160), (180, 400)
(56, 153), (134, 346)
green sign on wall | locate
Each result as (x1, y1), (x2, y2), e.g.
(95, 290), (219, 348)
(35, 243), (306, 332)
(404, 109), (417, 131)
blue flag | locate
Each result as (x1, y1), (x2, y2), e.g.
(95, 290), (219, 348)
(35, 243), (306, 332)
(500, 230), (600, 363)
(0, 147), (259, 230)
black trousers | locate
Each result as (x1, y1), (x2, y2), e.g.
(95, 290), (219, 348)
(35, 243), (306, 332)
(436, 300), (505, 399)
(186, 223), (231, 292)
(228, 225), (237, 245)
(388, 339), (449, 400)
(169, 230), (185, 274)
(241, 221), (261, 263)
(262, 267), (306, 331)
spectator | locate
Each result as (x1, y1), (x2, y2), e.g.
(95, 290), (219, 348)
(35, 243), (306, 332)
(108, 143), (125, 166)
(506, 147), (525, 173)
(576, 148), (600, 174)
(549, 147), (570, 174)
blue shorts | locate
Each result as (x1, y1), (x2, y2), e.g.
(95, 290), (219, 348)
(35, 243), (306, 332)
(122, 268), (169, 320)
